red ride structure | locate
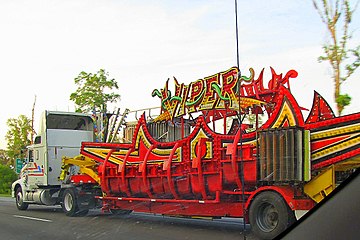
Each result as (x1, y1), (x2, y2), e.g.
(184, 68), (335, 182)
(63, 66), (360, 239)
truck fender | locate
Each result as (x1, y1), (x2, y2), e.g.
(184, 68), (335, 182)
(11, 179), (25, 198)
(245, 186), (297, 213)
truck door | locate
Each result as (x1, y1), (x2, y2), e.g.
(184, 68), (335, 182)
(26, 147), (46, 187)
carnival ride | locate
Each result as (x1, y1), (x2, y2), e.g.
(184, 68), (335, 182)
(15, 66), (360, 240)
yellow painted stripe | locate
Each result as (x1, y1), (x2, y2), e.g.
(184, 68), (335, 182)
(312, 135), (360, 160)
(311, 123), (360, 140)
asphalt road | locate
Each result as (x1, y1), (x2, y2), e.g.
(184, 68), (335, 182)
(0, 197), (259, 240)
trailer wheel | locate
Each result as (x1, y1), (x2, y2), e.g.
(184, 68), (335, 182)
(15, 187), (28, 210)
(249, 191), (295, 240)
(62, 188), (81, 217)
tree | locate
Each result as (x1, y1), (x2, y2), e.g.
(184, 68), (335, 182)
(5, 115), (32, 165)
(313, 0), (360, 115)
(0, 164), (18, 194)
(0, 150), (11, 166)
(70, 69), (120, 113)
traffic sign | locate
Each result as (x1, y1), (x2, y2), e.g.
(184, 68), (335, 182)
(15, 158), (25, 174)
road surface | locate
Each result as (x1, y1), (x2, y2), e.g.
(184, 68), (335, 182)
(0, 197), (259, 240)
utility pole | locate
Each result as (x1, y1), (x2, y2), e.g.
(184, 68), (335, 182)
(31, 95), (37, 144)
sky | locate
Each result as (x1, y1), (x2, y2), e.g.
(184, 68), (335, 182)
(1, 0), (360, 149)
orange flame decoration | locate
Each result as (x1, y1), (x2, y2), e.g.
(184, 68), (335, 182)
(152, 66), (298, 121)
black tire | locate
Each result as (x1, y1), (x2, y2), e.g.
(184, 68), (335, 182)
(110, 209), (132, 215)
(249, 191), (296, 240)
(62, 188), (81, 217)
(15, 187), (28, 211)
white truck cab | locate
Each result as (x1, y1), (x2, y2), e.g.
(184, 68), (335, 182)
(12, 111), (94, 209)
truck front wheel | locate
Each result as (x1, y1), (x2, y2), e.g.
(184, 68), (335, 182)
(15, 187), (28, 210)
(249, 191), (295, 240)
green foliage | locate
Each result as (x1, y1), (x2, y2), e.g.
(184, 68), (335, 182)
(70, 69), (120, 113)
(336, 93), (352, 113)
(0, 150), (11, 166)
(5, 115), (31, 164)
(344, 46), (360, 81)
(0, 164), (17, 194)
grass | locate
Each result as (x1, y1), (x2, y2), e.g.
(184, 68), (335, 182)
(0, 193), (11, 197)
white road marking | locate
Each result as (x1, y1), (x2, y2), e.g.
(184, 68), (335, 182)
(13, 215), (53, 223)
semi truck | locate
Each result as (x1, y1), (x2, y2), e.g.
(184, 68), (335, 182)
(11, 111), (98, 211)
(12, 66), (360, 239)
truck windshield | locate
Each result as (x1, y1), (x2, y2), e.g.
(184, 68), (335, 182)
(46, 114), (93, 131)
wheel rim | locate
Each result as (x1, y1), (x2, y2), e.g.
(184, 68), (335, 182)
(63, 192), (73, 212)
(16, 191), (23, 207)
(256, 203), (279, 232)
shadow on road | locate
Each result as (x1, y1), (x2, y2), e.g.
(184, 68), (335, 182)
(15, 204), (258, 240)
